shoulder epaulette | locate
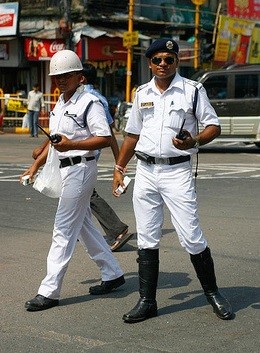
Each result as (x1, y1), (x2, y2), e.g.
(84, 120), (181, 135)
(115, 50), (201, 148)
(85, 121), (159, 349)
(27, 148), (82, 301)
(184, 78), (202, 91)
(136, 83), (149, 92)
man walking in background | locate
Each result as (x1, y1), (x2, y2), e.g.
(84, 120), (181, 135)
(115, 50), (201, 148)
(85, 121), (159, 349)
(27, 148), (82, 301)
(27, 83), (45, 137)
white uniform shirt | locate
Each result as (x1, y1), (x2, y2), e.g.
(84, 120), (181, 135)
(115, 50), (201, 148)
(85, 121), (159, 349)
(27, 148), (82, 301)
(125, 72), (220, 157)
(49, 86), (111, 159)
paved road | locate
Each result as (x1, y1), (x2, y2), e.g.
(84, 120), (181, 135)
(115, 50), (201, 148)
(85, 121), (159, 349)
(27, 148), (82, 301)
(0, 134), (259, 353)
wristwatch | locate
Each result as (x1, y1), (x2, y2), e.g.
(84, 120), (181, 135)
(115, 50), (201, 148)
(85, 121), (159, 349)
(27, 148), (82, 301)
(193, 137), (200, 148)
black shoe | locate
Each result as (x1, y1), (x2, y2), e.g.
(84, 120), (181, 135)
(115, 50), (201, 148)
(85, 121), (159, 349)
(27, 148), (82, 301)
(206, 291), (233, 320)
(123, 298), (158, 323)
(25, 294), (59, 311)
(89, 275), (125, 295)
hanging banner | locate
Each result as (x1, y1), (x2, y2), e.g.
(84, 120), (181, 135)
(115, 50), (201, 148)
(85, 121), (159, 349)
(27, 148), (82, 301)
(214, 15), (256, 64)
(0, 2), (19, 36)
(248, 23), (260, 63)
(228, 0), (260, 20)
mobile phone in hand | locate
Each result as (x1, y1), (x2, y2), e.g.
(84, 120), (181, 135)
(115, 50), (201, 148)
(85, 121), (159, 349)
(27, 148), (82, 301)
(115, 176), (131, 195)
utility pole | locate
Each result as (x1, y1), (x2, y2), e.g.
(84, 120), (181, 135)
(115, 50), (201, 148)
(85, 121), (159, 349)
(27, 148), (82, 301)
(62, 0), (73, 50)
(125, 0), (134, 103)
(191, 0), (206, 69)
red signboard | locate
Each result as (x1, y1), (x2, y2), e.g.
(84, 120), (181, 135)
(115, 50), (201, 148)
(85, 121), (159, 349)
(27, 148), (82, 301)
(228, 0), (260, 20)
(0, 2), (19, 36)
(24, 38), (82, 61)
(25, 38), (66, 61)
(87, 37), (126, 61)
(0, 13), (14, 27)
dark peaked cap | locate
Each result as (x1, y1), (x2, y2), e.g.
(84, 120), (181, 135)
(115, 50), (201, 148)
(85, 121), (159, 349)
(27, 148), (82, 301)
(145, 38), (179, 58)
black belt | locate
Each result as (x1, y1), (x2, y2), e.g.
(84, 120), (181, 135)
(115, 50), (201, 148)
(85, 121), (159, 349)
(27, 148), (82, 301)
(135, 152), (190, 165)
(59, 156), (95, 168)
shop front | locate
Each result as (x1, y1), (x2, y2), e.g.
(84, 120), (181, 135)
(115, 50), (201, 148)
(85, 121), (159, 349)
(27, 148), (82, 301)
(81, 32), (127, 103)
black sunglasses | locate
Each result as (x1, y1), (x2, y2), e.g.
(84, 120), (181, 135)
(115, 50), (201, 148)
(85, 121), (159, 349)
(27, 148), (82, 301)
(151, 56), (175, 65)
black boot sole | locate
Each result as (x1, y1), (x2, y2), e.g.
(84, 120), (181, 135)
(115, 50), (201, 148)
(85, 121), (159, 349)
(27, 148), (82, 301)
(123, 310), (157, 323)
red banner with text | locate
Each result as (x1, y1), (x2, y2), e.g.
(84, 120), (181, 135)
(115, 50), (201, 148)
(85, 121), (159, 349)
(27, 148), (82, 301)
(228, 0), (260, 20)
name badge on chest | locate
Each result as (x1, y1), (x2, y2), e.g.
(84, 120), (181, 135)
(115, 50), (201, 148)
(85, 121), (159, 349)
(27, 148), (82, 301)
(140, 102), (154, 109)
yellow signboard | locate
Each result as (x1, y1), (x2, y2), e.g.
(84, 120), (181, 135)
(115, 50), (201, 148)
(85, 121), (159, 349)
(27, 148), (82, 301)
(215, 15), (256, 64)
(123, 31), (139, 47)
(7, 99), (27, 113)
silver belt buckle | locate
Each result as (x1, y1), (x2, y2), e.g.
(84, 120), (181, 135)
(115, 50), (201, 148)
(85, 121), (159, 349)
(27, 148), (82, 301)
(154, 157), (168, 164)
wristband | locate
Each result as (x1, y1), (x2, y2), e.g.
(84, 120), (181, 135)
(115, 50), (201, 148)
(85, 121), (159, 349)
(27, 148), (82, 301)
(114, 164), (127, 174)
(193, 137), (200, 148)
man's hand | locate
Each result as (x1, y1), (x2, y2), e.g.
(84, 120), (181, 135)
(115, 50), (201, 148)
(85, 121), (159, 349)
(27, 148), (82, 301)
(51, 135), (71, 152)
(19, 164), (39, 184)
(112, 169), (125, 197)
(172, 130), (195, 150)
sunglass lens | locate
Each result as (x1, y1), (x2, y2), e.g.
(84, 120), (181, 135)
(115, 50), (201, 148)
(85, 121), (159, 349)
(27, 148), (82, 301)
(151, 57), (161, 65)
(151, 57), (175, 65)
(165, 57), (175, 64)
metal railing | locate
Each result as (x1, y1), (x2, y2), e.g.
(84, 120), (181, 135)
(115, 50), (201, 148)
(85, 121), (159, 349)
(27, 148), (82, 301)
(0, 88), (60, 129)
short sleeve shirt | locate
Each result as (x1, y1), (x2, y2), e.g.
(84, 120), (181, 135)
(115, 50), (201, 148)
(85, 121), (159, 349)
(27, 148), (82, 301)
(49, 86), (111, 159)
(125, 73), (220, 157)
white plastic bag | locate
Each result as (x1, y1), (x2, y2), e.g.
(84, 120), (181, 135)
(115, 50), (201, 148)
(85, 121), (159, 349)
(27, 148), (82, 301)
(33, 145), (62, 198)
(22, 113), (29, 128)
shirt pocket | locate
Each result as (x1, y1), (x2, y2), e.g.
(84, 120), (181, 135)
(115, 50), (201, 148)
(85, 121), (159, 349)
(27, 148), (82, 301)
(63, 110), (85, 134)
(140, 105), (155, 127)
(164, 103), (190, 130)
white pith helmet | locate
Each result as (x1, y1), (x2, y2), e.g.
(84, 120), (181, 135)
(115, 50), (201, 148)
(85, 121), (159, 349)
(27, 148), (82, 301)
(49, 50), (83, 76)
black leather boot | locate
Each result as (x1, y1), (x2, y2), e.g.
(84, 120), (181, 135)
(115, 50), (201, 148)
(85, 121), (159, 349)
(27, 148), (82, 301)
(190, 247), (233, 320)
(123, 249), (159, 323)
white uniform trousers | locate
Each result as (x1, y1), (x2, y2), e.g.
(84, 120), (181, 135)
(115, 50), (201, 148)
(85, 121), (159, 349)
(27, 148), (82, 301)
(133, 159), (207, 255)
(38, 160), (123, 299)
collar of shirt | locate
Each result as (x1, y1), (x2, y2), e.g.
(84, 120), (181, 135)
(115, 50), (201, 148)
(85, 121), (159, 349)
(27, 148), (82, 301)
(148, 73), (184, 95)
(59, 89), (83, 106)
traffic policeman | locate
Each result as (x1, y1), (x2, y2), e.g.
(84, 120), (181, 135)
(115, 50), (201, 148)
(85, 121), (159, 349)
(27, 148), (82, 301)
(113, 38), (233, 323)
(22, 50), (125, 311)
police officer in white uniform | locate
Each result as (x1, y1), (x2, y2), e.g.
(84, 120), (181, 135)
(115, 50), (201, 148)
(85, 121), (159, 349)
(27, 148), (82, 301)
(23, 50), (124, 311)
(113, 39), (233, 323)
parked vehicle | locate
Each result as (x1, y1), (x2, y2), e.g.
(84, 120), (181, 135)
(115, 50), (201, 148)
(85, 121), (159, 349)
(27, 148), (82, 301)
(193, 64), (260, 147)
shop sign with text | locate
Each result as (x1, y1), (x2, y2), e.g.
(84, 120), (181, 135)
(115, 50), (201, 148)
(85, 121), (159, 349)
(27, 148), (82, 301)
(87, 37), (126, 61)
(0, 2), (19, 36)
(24, 38), (66, 61)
